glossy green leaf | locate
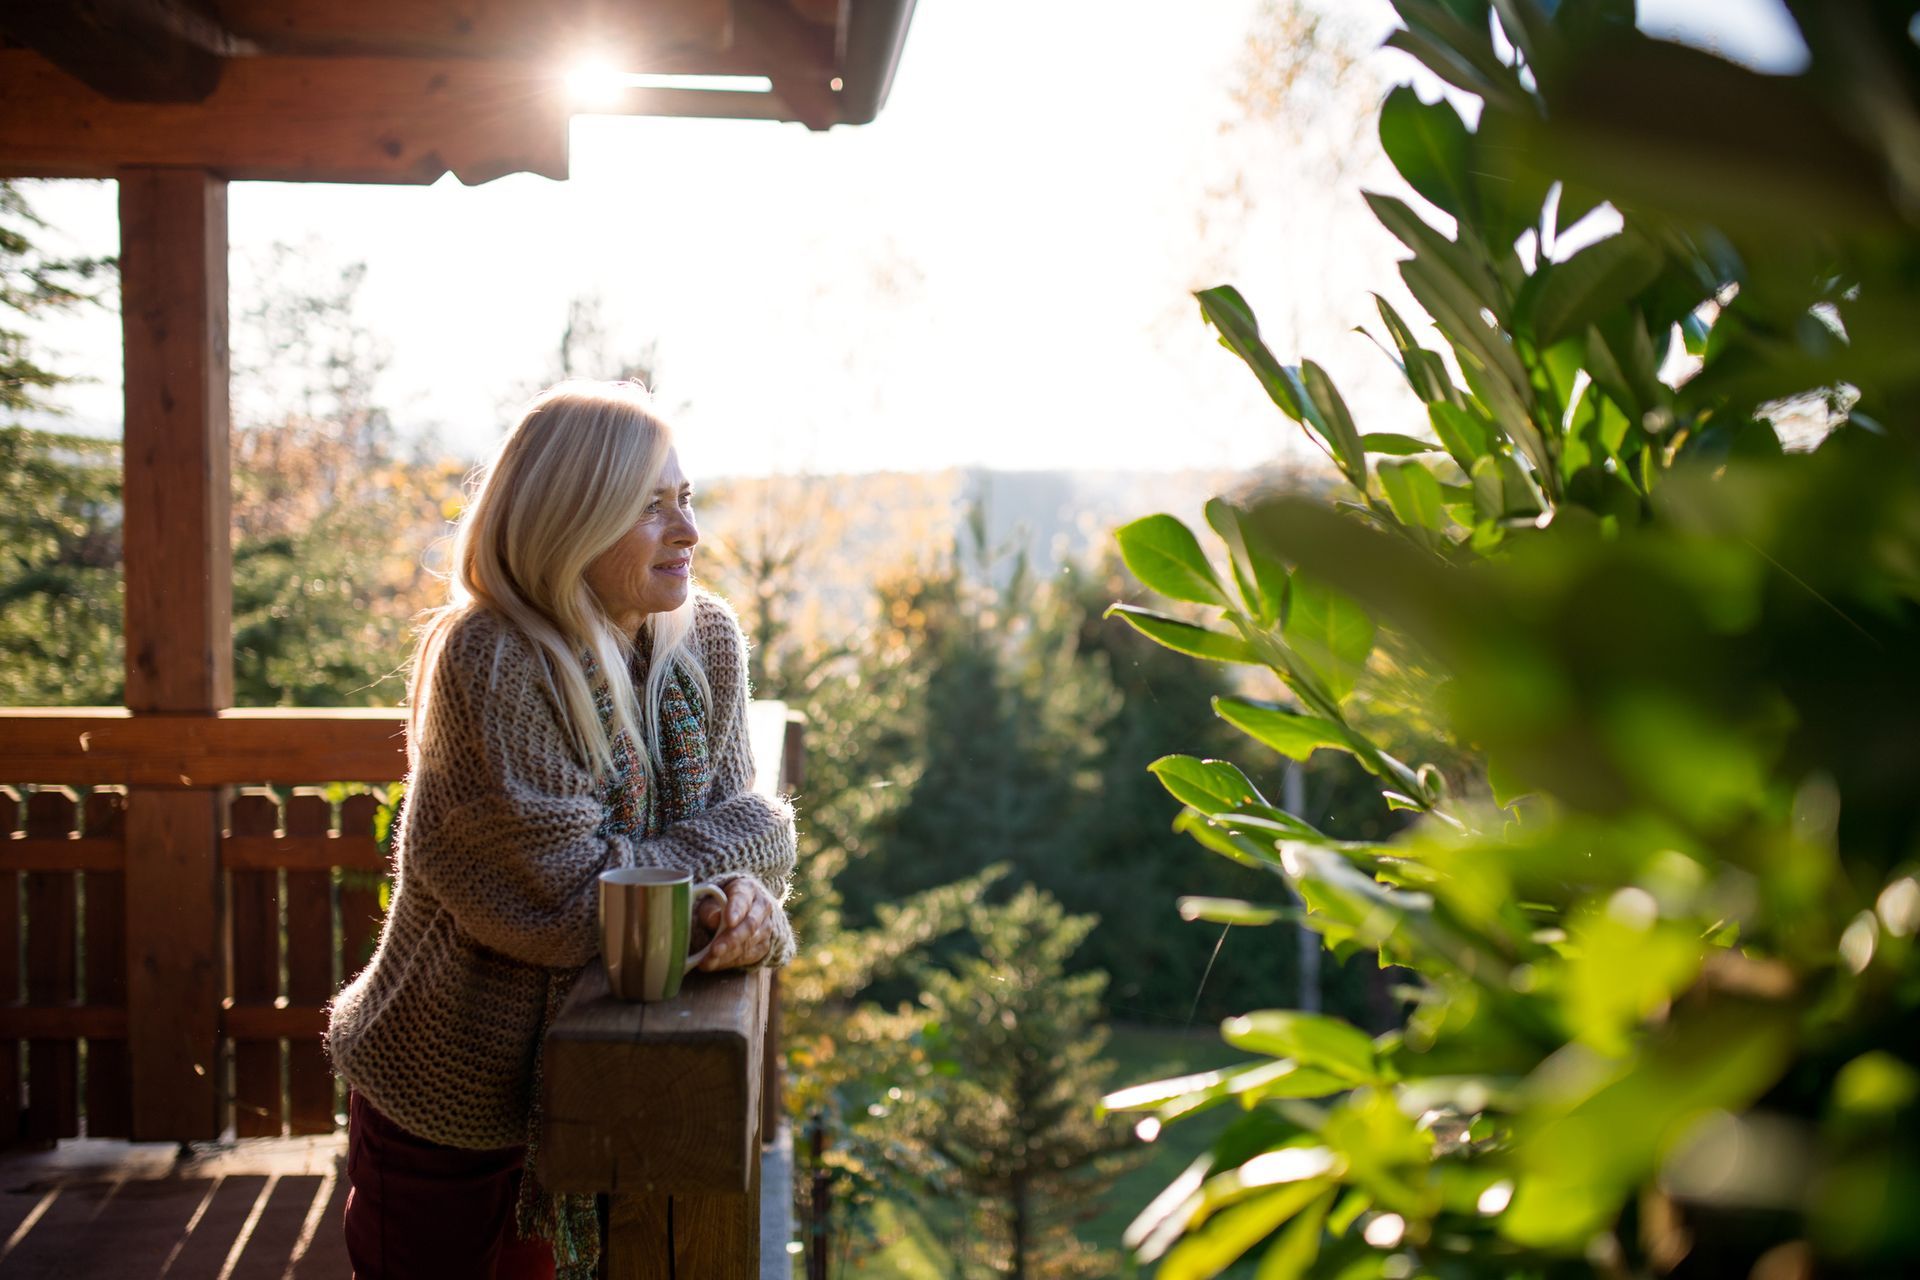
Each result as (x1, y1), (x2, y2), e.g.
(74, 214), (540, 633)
(1430, 401), (1493, 469)
(1117, 514), (1230, 607)
(1158, 1179), (1333, 1280)
(1150, 755), (1270, 814)
(1107, 604), (1259, 664)
(1377, 460), (1448, 536)
(1297, 362), (1367, 486)
(1282, 575), (1376, 703)
(1360, 432), (1441, 456)
(1215, 696), (1351, 762)
(1222, 1010), (1381, 1083)
(1380, 85), (1475, 220)
(1528, 228), (1664, 349)
(1207, 497), (1288, 624)
(1196, 285), (1308, 422)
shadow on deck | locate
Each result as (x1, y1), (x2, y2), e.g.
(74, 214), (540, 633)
(0, 1135), (349, 1278)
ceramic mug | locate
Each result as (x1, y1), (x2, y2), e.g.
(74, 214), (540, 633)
(598, 866), (728, 1001)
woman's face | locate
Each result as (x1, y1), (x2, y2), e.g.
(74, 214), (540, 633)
(583, 447), (698, 633)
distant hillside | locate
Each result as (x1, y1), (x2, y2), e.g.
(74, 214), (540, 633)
(696, 462), (1331, 643)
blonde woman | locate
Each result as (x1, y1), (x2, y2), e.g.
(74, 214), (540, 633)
(325, 382), (796, 1280)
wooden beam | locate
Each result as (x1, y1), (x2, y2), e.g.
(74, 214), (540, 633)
(541, 965), (766, 1196)
(0, 709), (409, 786)
(124, 790), (224, 1139)
(209, 0), (732, 63)
(0, 51), (571, 185)
(119, 167), (228, 1143)
(0, 0), (245, 102)
(121, 167), (231, 712)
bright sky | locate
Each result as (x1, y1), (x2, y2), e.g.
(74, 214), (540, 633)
(21, 0), (1806, 479)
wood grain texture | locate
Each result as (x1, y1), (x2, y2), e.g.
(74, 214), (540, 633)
(227, 792), (282, 1137)
(81, 790), (132, 1137)
(337, 794), (386, 984)
(0, 1006), (127, 1039)
(0, 51), (571, 184)
(221, 1005), (327, 1040)
(211, 0), (733, 61)
(540, 966), (767, 1196)
(0, 0), (233, 102)
(119, 166), (231, 714)
(1, 839), (125, 872)
(283, 793), (335, 1134)
(670, 1150), (761, 1280)
(23, 790), (80, 1142)
(125, 790), (223, 1140)
(0, 708), (408, 786)
(605, 1194), (672, 1280)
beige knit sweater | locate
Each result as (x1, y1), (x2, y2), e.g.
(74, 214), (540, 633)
(325, 590), (797, 1150)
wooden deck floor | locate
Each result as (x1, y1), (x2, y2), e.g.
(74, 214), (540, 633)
(0, 1135), (350, 1279)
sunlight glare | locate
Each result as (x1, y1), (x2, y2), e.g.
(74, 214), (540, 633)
(565, 60), (627, 109)
(565, 61), (775, 108)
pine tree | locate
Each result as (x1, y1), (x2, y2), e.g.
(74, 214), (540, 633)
(902, 885), (1138, 1279)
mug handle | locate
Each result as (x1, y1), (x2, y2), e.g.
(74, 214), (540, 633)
(682, 883), (731, 975)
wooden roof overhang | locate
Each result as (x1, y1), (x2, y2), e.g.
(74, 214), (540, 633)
(0, 0), (918, 185)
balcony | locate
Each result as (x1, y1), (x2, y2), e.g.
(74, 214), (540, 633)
(0, 700), (802, 1277)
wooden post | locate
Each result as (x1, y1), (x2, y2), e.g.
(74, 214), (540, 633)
(541, 966), (767, 1279)
(118, 166), (230, 1141)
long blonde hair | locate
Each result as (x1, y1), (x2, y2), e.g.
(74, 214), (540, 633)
(409, 381), (708, 785)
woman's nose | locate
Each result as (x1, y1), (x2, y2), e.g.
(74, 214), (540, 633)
(670, 510), (699, 547)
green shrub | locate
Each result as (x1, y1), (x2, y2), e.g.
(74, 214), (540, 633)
(1104, 3), (1920, 1275)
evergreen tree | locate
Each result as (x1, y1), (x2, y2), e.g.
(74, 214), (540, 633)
(901, 885), (1138, 1279)
(1, 181), (120, 704)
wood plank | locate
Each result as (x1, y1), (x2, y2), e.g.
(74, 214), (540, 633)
(82, 790), (133, 1137)
(0, 1006), (127, 1040)
(283, 793), (335, 1134)
(125, 790), (223, 1140)
(23, 790), (80, 1142)
(541, 965), (765, 1196)
(0, 708), (408, 787)
(120, 167), (231, 714)
(222, 1005), (328, 1040)
(1, 839), (125, 872)
(228, 792), (283, 1138)
(605, 1194), (672, 1280)
(672, 1148), (760, 1280)
(0, 0), (240, 102)
(0, 51), (571, 185)
(223, 834), (384, 872)
(337, 794), (386, 982)
(211, 0), (734, 62)
(0, 788), (20, 1145)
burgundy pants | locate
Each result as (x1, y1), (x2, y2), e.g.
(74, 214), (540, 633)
(343, 1089), (557, 1280)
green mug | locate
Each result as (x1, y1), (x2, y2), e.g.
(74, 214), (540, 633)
(598, 867), (728, 1001)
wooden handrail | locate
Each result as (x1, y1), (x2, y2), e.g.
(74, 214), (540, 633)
(532, 699), (799, 1276)
(0, 707), (408, 786)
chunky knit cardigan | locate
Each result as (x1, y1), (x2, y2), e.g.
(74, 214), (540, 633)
(325, 590), (798, 1150)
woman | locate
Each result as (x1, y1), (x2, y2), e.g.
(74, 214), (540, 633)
(325, 381), (797, 1280)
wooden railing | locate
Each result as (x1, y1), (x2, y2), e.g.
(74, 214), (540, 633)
(536, 699), (801, 1278)
(0, 700), (801, 1164)
(1, 707), (405, 1142)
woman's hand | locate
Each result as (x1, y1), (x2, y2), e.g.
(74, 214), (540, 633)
(691, 876), (778, 971)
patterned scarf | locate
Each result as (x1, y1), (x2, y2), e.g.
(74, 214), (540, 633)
(511, 646), (713, 1278)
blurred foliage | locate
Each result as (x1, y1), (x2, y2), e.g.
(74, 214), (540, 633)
(0, 231), (469, 709)
(0, 181), (119, 703)
(1107, 2), (1920, 1276)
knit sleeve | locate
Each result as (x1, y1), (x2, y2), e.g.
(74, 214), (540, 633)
(400, 614), (632, 970)
(634, 593), (799, 969)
